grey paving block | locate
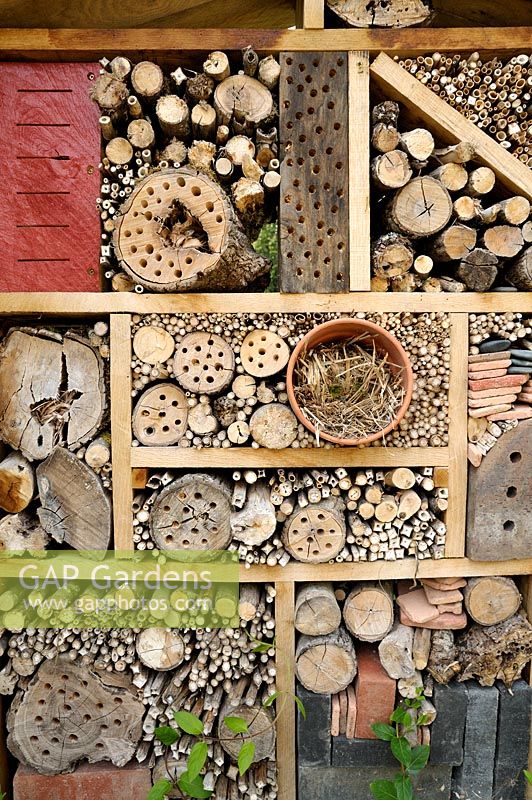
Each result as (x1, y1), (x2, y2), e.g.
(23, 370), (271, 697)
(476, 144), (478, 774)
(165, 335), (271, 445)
(332, 735), (396, 768)
(430, 681), (467, 766)
(452, 682), (499, 800)
(298, 766), (451, 800)
(494, 680), (532, 800)
(297, 686), (331, 766)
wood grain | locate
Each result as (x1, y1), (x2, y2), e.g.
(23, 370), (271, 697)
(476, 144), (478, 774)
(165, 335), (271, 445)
(131, 446), (450, 468)
(274, 580), (296, 800)
(0, 62), (101, 291)
(445, 313), (468, 558)
(279, 51), (350, 293)
(110, 314), (133, 550)
(296, 0), (325, 27)
(370, 53), (532, 200)
(348, 50), (370, 291)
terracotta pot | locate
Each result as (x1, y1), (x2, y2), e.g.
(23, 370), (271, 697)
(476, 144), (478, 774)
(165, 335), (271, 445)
(286, 319), (414, 446)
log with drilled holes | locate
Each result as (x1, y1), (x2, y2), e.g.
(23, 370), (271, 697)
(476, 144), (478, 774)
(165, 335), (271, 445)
(132, 384), (188, 446)
(282, 497), (347, 563)
(296, 627), (357, 694)
(150, 473), (232, 552)
(113, 169), (269, 291)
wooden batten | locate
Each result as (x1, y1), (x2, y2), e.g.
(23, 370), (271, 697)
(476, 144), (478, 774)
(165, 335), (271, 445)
(348, 50), (371, 291)
(110, 314), (133, 550)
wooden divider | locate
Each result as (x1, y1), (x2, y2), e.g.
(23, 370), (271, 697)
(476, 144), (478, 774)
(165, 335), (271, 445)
(275, 581), (296, 800)
(445, 314), (469, 557)
(110, 314), (133, 551)
(348, 50), (371, 291)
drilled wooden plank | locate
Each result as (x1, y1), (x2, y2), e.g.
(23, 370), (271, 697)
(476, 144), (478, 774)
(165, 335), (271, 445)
(279, 51), (350, 293)
(0, 62), (101, 292)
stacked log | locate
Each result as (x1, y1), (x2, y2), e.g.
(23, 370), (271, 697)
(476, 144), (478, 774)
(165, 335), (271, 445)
(90, 50), (280, 292)
(467, 314), (532, 466)
(132, 466), (449, 564)
(130, 310), (451, 450)
(370, 100), (531, 292)
(396, 52), (532, 164)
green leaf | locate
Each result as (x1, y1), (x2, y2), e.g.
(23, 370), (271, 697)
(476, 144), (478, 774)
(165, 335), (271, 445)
(263, 691), (281, 708)
(154, 726), (179, 746)
(371, 723), (397, 742)
(174, 710), (204, 736)
(252, 641), (271, 653)
(147, 779), (173, 800)
(178, 773), (212, 799)
(394, 774), (414, 800)
(525, 770), (532, 785)
(238, 741), (256, 776)
(369, 779), (398, 800)
(224, 716), (249, 734)
(294, 694), (307, 720)
(408, 744), (430, 774)
(391, 736), (412, 767)
(187, 741), (208, 781)
(416, 713), (431, 726)
(390, 707), (410, 726)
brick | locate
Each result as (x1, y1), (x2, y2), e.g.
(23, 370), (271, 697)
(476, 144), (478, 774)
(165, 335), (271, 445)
(13, 762), (152, 800)
(488, 405), (532, 421)
(423, 586), (463, 606)
(299, 766), (452, 800)
(354, 644), (396, 740)
(469, 359), (511, 371)
(452, 682), (498, 800)
(494, 680), (532, 800)
(469, 403), (512, 418)
(400, 610), (467, 629)
(468, 393), (517, 408)
(422, 578), (466, 590)
(437, 602), (463, 615)
(396, 588), (440, 623)
(469, 352), (513, 364)
(467, 419), (532, 560)
(517, 392), (532, 403)
(467, 367), (508, 380)
(332, 736), (396, 767)
(297, 686), (332, 766)
(467, 375), (527, 391)
(430, 682), (467, 766)
(469, 384), (526, 399)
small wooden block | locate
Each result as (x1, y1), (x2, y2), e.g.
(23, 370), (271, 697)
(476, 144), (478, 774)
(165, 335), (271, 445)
(468, 359), (511, 373)
(433, 467), (449, 488)
(331, 694), (341, 736)
(132, 468), (148, 489)
(487, 405), (532, 421)
(0, 62), (101, 291)
(467, 442), (483, 467)
(467, 368), (508, 380)
(279, 52), (350, 292)
(339, 690), (348, 736)
(345, 685), (357, 740)
(240, 330), (290, 378)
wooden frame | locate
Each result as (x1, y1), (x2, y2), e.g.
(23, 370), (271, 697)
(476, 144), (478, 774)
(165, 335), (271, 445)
(0, 26), (530, 800)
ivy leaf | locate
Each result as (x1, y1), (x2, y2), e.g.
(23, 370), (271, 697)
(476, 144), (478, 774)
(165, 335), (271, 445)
(147, 779), (173, 800)
(224, 716), (249, 734)
(390, 707), (410, 726)
(238, 741), (256, 776)
(371, 723), (397, 742)
(416, 713), (431, 727)
(408, 744), (430, 774)
(263, 691), (281, 708)
(154, 726), (179, 746)
(369, 779), (398, 800)
(252, 641), (271, 653)
(391, 736), (412, 767)
(178, 773), (212, 799)
(525, 770), (532, 785)
(187, 741), (208, 781)
(394, 774), (414, 800)
(294, 694), (307, 720)
(174, 710), (204, 736)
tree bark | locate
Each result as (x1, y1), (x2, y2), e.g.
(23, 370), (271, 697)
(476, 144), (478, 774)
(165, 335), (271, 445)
(456, 614), (532, 687)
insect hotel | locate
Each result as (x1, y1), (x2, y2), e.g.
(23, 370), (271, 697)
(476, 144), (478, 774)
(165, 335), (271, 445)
(0, 2), (530, 799)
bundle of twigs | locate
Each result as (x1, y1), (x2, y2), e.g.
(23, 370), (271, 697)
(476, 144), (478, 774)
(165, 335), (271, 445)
(293, 336), (405, 441)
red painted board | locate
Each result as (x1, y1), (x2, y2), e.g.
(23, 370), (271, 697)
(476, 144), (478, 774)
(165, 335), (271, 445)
(0, 62), (101, 292)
